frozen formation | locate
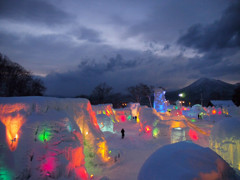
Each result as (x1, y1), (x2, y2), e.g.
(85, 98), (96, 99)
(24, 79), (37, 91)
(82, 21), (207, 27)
(0, 97), (111, 179)
(92, 104), (116, 123)
(137, 106), (189, 139)
(114, 108), (132, 122)
(127, 103), (140, 117)
(153, 88), (167, 113)
(138, 142), (238, 180)
(210, 118), (240, 174)
(96, 114), (114, 133)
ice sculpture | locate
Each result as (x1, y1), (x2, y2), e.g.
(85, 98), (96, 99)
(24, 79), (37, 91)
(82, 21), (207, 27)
(0, 97), (110, 179)
(153, 88), (167, 113)
(210, 118), (240, 174)
(96, 114), (114, 133)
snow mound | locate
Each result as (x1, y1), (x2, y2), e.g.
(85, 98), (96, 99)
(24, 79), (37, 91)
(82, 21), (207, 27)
(138, 142), (237, 180)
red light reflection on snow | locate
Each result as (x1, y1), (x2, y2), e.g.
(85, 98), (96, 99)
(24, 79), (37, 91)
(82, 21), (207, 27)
(189, 129), (198, 140)
(40, 153), (57, 177)
(120, 115), (126, 122)
(145, 126), (152, 133)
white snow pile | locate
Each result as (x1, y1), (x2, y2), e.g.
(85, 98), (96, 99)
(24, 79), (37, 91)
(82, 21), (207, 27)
(138, 141), (238, 180)
(0, 97), (111, 179)
(210, 117), (240, 174)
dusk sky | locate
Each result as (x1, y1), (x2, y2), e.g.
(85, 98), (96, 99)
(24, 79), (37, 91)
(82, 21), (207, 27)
(0, 0), (240, 97)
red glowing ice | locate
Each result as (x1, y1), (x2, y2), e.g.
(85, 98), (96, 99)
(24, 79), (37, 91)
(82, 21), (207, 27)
(189, 129), (198, 140)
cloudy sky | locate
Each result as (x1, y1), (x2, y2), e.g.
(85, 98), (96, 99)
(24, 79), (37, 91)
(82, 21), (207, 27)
(0, 0), (239, 96)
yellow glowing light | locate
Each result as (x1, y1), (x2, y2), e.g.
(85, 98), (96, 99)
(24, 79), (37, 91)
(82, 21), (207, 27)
(170, 121), (186, 129)
(97, 140), (109, 162)
(85, 131), (88, 135)
(0, 113), (26, 151)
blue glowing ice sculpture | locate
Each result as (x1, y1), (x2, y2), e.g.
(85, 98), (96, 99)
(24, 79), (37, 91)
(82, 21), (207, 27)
(154, 88), (167, 113)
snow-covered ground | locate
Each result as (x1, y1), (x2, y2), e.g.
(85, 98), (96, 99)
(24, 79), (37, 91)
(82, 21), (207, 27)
(0, 97), (240, 179)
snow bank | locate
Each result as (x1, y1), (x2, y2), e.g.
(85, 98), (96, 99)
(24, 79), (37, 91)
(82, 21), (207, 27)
(0, 97), (110, 179)
(210, 118), (240, 173)
(138, 142), (238, 180)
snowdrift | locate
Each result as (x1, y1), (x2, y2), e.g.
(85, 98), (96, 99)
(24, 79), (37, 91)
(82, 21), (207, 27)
(138, 142), (238, 180)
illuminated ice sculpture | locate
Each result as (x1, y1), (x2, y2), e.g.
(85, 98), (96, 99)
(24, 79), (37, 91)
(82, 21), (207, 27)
(154, 88), (167, 113)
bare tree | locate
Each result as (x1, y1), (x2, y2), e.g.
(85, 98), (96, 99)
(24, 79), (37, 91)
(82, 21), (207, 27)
(127, 83), (154, 107)
(90, 82), (113, 104)
(0, 53), (46, 96)
(139, 83), (154, 107)
(127, 85), (142, 103)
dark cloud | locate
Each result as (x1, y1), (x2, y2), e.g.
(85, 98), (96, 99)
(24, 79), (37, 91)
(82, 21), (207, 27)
(178, 1), (240, 51)
(0, 0), (239, 97)
(76, 27), (102, 43)
(125, 0), (228, 43)
(0, 0), (72, 25)
(43, 54), (201, 97)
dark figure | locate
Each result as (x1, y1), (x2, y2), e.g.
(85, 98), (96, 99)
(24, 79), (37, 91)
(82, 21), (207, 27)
(121, 128), (125, 139)
(135, 116), (137, 122)
(197, 114), (199, 119)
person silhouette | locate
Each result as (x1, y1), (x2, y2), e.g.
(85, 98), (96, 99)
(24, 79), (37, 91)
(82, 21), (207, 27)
(121, 128), (125, 139)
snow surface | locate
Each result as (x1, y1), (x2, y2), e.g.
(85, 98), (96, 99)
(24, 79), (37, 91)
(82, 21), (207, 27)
(1, 97), (240, 179)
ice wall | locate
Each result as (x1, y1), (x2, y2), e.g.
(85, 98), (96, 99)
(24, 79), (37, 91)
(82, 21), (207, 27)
(0, 97), (110, 179)
(210, 118), (240, 174)
(92, 104), (116, 123)
(96, 114), (114, 133)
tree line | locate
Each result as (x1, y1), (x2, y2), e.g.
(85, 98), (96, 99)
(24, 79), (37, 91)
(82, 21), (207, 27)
(0, 53), (46, 97)
(76, 82), (156, 108)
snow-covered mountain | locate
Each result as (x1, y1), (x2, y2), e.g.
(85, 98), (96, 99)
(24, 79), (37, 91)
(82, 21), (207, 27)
(166, 78), (237, 106)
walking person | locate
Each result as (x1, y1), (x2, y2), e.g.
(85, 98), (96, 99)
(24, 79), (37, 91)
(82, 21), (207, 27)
(121, 128), (125, 139)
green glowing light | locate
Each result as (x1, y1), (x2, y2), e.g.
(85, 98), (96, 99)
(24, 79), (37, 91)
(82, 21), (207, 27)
(38, 128), (52, 142)
(127, 115), (131, 120)
(102, 111), (106, 115)
(0, 168), (13, 180)
(109, 150), (111, 154)
(191, 119), (196, 122)
(175, 106), (178, 110)
(0, 159), (14, 180)
(153, 128), (160, 138)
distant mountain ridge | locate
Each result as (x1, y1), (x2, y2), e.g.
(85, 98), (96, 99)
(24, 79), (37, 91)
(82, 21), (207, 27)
(165, 78), (237, 106)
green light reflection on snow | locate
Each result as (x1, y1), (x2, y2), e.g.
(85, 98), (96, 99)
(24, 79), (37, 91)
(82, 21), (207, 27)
(0, 157), (14, 180)
(38, 128), (52, 142)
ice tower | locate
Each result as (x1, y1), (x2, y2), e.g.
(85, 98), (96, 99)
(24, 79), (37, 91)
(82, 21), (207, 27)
(154, 88), (167, 113)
